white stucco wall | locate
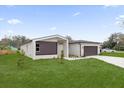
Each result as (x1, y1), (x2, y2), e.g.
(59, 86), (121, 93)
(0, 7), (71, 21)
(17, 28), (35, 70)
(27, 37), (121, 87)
(69, 44), (80, 57)
(63, 40), (69, 57)
(33, 55), (58, 60)
(21, 41), (68, 60)
(20, 42), (34, 58)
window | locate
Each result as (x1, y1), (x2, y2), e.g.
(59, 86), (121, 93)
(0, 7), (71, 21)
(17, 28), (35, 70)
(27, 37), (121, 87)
(36, 44), (39, 47)
(36, 43), (40, 52)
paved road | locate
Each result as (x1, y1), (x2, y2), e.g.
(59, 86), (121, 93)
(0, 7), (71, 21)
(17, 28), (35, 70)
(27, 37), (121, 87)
(91, 56), (124, 68)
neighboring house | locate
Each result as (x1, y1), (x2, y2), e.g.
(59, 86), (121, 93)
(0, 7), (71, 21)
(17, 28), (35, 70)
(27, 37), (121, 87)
(20, 35), (101, 60)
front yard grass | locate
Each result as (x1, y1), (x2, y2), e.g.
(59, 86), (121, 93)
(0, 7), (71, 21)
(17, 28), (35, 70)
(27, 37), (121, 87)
(1, 54), (124, 88)
(100, 52), (124, 58)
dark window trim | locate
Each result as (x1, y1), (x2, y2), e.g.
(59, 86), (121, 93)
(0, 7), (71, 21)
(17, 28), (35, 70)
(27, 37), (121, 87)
(36, 43), (40, 52)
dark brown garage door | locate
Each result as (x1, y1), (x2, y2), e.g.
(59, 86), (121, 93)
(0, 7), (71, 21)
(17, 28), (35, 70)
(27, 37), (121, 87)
(84, 46), (97, 56)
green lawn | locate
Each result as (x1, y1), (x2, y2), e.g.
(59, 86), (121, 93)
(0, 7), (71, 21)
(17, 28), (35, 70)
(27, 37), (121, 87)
(100, 52), (124, 58)
(1, 54), (124, 88)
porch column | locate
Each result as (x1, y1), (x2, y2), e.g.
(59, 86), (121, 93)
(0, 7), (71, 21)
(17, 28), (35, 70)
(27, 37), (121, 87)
(81, 45), (84, 57)
(66, 39), (69, 58)
(97, 45), (101, 54)
(63, 39), (69, 58)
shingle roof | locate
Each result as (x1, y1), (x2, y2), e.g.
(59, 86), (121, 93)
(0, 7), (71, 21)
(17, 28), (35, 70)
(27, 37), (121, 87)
(69, 40), (101, 44)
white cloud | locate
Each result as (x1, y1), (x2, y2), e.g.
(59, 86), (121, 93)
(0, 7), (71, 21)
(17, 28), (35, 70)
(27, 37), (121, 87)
(119, 15), (124, 18)
(0, 18), (4, 21)
(7, 19), (22, 25)
(115, 15), (124, 28)
(116, 15), (124, 20)
(72, 12), (80, 16)
(115, 15), (124, 23)
(50, 27), (57, 31)
(7, 30), (14, 34)
(103, 5), (118, 8)
(115, 21), (120, 25)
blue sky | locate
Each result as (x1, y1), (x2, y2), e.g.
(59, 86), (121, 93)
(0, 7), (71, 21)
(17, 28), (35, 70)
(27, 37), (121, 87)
(0, 5), (124, 42)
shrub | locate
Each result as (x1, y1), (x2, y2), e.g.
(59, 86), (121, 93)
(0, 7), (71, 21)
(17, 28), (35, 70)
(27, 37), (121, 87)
(16, 50), (21, 54)
(60, 50), (64, 59)
(20, 50), (25, 56)
(0, 46), (5, 50)
(16, 58), (24, 69)
(60, 50), (64, 64)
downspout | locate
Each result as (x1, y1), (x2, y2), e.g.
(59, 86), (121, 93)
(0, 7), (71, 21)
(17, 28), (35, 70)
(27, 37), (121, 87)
(32, 40), (36, 60)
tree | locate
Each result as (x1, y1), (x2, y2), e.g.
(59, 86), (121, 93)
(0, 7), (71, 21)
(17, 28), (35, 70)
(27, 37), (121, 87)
(0, 37), (11, 50)
(11, 35), (30, 49)
(103, 33), (118, 49)
(116, 16), (124, 50)
(114, 34), (124, 50)
(0, 35), (30, 50)
(102, 32), (124, 50)
(65, 35), (72, 42)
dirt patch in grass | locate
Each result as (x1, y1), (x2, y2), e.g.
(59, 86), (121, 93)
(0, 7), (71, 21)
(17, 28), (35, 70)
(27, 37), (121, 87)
(0, 50), (16, 55)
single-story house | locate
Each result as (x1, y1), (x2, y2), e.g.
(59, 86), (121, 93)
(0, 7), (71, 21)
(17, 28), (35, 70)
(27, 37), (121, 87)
(20, 34), (101, 60)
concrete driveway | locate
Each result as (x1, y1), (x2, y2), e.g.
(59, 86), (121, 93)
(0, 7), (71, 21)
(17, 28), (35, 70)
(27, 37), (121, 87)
(91, 56), (124, 68)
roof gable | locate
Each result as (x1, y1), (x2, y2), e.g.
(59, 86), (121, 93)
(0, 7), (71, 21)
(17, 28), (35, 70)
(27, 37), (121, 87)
(32, 34), (67, 41)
